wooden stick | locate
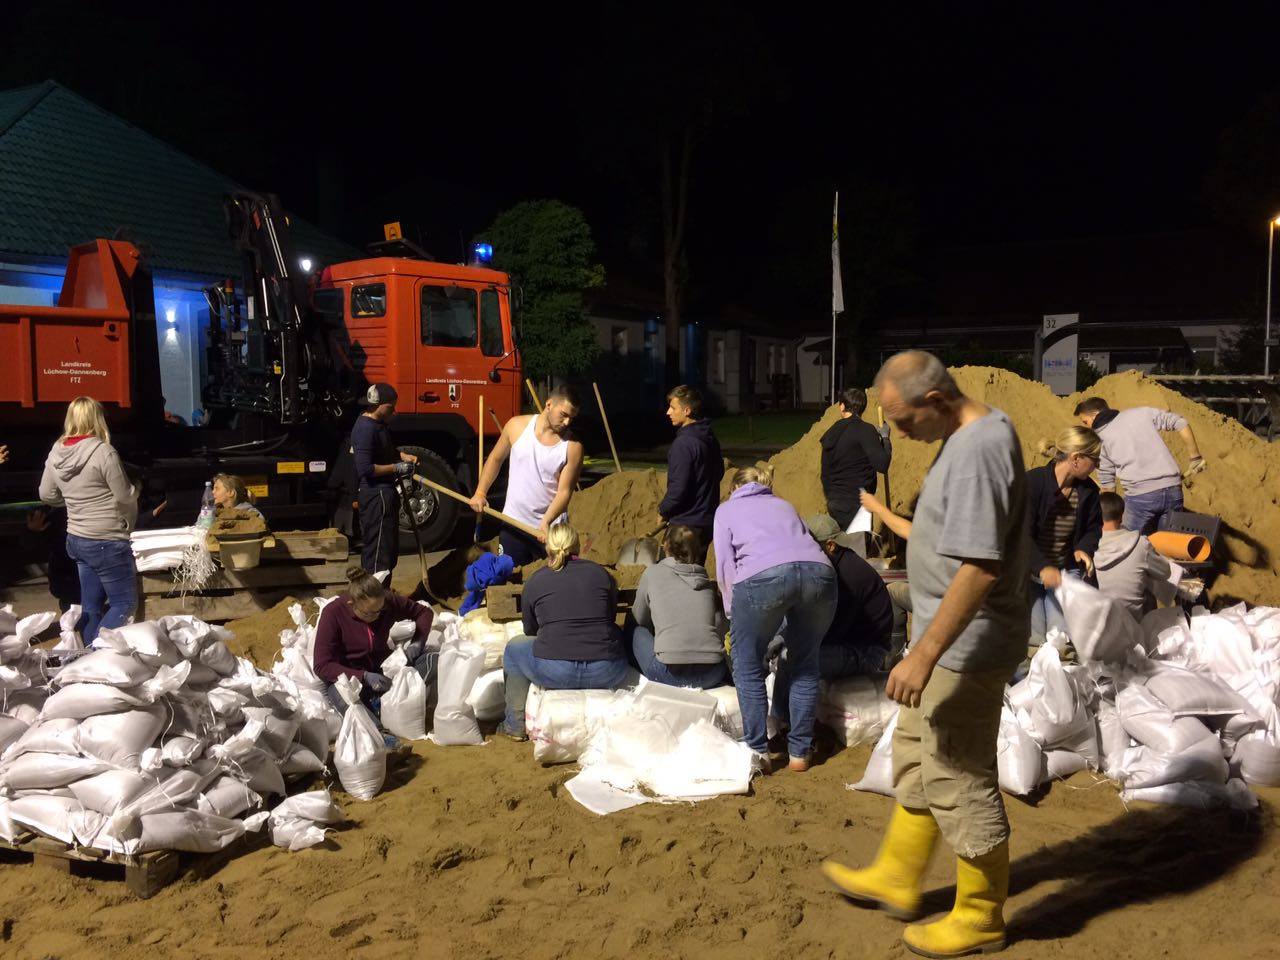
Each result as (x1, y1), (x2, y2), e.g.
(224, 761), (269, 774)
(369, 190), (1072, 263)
(478, 395), (485, 481)
(413, 473), (542, 538)
(488, 408), (504, 433)
(525, 379), (543, 410)
(592, 381), (623, 474)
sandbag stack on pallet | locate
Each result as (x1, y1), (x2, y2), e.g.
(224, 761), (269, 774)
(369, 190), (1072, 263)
(0, 603), (349, 892)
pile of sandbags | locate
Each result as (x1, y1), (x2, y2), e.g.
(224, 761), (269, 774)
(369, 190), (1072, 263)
(853, 579), (1280, 810)
(129, 527), (203, 573)
(0, 604), (346, 854)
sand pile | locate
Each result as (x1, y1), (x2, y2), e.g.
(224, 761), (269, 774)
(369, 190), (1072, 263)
(224, 595), (305, 668)
(1, 732), (1274, 960)
(569, 468), (667, 563)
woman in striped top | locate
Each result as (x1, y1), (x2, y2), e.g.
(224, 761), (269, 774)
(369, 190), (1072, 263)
(1025, 426), (1103, 648)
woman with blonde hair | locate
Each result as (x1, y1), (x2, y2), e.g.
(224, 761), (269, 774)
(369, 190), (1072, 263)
(38, 396), (139, 644)
(1026, 425), (1103, 646)
(714, 465), (837, 772)
(498, 521), (629, 740)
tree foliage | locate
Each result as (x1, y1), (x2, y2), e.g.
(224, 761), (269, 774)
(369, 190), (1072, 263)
(477, 200), (604, 381)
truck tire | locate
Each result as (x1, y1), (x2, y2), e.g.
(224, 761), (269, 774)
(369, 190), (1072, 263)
(396, 446), (462, 551)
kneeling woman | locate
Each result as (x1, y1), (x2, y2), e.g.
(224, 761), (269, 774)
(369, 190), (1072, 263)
(313, 568), (437, 715)
(500, 522), (630, 739)
(630, 523), (730, 689)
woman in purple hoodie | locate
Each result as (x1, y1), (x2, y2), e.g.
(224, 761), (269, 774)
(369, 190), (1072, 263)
(714, 466), (836, 772)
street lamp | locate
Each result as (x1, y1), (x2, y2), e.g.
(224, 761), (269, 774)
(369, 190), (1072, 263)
(1267, 216), (1280, 377)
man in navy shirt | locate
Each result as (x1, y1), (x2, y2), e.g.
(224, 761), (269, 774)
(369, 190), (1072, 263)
(351, 383), (417, 580)
(658, 385), (723, 562)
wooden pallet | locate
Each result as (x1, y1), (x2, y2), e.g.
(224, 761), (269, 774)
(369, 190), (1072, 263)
(0, 832), (179, 899)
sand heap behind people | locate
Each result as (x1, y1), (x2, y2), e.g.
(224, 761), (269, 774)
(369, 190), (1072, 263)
(566, 367), (1280, 607)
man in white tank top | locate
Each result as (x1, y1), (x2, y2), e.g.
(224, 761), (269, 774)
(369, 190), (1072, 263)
(469, 383), (585, 565)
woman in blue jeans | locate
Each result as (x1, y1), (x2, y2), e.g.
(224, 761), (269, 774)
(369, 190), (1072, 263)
(715, 466), (836, 772)
(39, 397), (139, 645)
(499, 522), (630, 740)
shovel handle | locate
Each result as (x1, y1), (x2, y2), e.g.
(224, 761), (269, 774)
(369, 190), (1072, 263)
(413, 473), (543, 539)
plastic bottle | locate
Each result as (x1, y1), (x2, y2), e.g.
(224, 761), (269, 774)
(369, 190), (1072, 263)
(197, 481), (216, 529)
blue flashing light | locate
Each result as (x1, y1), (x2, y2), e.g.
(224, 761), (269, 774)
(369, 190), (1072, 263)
(472, 242), (494, 265)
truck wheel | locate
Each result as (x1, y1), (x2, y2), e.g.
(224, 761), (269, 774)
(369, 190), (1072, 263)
(397, 446), (462, 551)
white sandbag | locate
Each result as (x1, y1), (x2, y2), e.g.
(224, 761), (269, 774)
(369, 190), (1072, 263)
(380, 645), (409, 679)
(381, 664), (428, 741)
(997, 706), (1044, 796)
(274, 645), (325, 691)
(852, 709), (899, 796)
(4, 718), (80, 759)
(1143, 665), (1249, 719)
(333, 675), (385, 800)
(388, 618), (418, 645)
(817, 675), (896, 747)
(0, 752), (109, 790)
(0, 796), (20, 841)
(0, 716), (27, 754)
(1043, 750), (1088, 782)
(1096, 700), (1131, 775)
(52, 605), (84, 655)
(272, 789), (345, 825)
(1, 688), (45, 725)
(68, 769), (153, 815)
(1116, 684), (1214, 753)
(54, 649), (154, 687)
(459, 611), (510, 671)
(112, 760), (222, 829)
(211, 734), (286, 798)
(281, 744), (326, 776)
(1185, 614), (1257, 677)
(706, 685), (744, 739)
(198, 775), (261, 819)
(132, 810), (245, 853)
(297, 689), (342, 741)
(103, 621), (182, 666)
(241, 708), (302, 758)
(527, 687), (634, 764)
(297, 717), (330, 759)
(76, 707), (166, 768)
(1236, 732), (1280, 787)
(157, 614), (214, 659)
(432, 641), (486, 746)
(1056, 576), (1144, 663)
(1140, 606), (1187, 653)
(466, 669), (507, 722)
(159, 735), (206, 767)
(206, 687), (248, 724)
(1026, 646), (1091, 747)
(199, 640), (237, 676)
(642, 720), (755, 799)
(1121, 777), (1257, 811)
(8, 794), (104, 844)
(1115, 735), (1230, 789)
(10, 612), (58, 651)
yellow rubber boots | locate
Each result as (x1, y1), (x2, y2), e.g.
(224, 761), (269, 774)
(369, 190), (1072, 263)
(821, 805), (939, 920)
(903, 841), (1009, 957)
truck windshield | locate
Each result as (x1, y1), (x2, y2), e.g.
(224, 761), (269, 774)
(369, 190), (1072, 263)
(421, 286), (477, 347)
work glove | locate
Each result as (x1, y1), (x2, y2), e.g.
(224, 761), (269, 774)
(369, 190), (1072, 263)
(1183, 456), (1206, 481)
(363, 671), (392, 694)
(402, 639), (425, 663)
(394, 461), (415, 478)
(878, 422), (892, 441)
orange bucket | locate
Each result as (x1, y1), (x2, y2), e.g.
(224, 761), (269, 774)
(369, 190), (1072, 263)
(1149, 531), (1211, 563)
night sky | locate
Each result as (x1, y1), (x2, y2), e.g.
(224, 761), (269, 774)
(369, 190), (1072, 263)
(5, 2), (1280, 321)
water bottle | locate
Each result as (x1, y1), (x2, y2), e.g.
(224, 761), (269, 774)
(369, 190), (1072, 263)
(197, 481), (215, 529)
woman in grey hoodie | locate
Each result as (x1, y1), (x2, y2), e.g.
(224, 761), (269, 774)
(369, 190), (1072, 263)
(38, 397), (138, 645)
(630, 524), (730, 689)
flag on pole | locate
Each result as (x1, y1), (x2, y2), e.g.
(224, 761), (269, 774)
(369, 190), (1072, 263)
(832, 191), (844, 315)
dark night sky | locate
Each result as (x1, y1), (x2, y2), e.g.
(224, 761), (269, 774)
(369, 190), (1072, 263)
(5, 2), (1280, 320)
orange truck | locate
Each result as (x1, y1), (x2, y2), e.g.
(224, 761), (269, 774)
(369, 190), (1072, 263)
(0, 192), (521, 548)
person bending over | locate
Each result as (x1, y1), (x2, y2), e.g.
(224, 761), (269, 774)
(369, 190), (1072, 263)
(498, 522), (630, 740)
(313, 567), (437, 718)
(630, 524), (729, 689)
(1094, 491), (1173, 621)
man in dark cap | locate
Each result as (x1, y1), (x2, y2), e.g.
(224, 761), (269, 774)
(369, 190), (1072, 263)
(351, 383), (417, 580)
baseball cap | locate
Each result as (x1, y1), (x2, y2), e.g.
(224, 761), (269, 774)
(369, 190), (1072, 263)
(362, 383), (398, 406)
(805, 513), (861, 549)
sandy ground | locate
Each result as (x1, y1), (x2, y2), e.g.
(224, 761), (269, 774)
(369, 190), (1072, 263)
(0, 732), (1276, 960)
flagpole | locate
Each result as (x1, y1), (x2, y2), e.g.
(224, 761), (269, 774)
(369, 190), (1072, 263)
(831, 190), (842, 405)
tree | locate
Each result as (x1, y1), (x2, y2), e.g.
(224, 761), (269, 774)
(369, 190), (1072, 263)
(476, 201), (604, 382)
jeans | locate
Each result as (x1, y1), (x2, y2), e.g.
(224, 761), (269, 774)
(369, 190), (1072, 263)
(1122, 484), (1183, 536)
(499, 528), (545, 567)
(357, 485), (399, 579)
(64, 535), (138, 646)
(887, 580), (912, 664)
(502, 636), (630, 734)
(1028, 570), (1078, 647)
(772, 640), (889, 730)
(729, 561), (837, 758)
(631, 625), (730, 689)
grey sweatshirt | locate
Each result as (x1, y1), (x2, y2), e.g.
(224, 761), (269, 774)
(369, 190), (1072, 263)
(632, 558), (727, 665)
(39, 437), (137, 540)
(1095, 407), (1186, 497)
(1094, 528), (1172, 620)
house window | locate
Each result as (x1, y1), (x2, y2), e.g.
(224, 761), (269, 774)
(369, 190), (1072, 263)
(714, 337), (726, 384)
(612, 325), (628, 357)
